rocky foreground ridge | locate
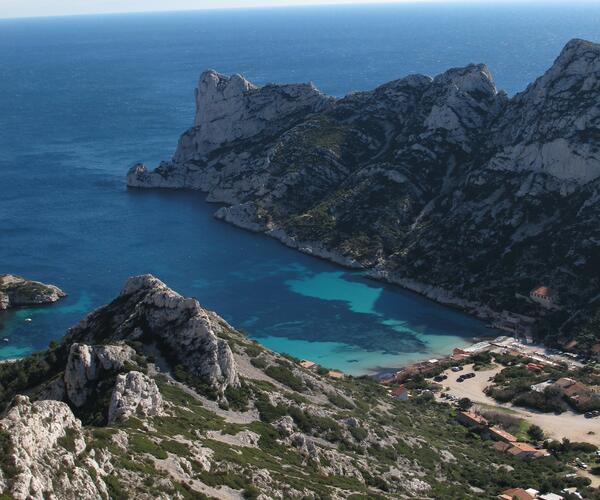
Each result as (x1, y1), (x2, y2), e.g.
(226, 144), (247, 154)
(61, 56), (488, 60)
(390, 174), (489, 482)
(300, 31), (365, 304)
(128, 39), (600, 348)
(0, 276), (577, 499)
(0, 274), (65, 311)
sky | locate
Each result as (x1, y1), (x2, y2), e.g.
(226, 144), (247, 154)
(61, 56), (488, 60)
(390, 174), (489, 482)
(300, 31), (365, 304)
(0, 0), (590, 20)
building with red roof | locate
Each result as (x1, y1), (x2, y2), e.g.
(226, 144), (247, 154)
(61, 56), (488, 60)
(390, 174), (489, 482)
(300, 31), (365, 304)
(529, 286), (558, 308)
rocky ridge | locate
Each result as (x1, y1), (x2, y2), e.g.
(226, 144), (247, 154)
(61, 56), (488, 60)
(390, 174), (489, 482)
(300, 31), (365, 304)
(128, 39), (600, 346)
(0, 276), (577, 499)
(0, 274), (65, 311)
(65, 274), (239, 393)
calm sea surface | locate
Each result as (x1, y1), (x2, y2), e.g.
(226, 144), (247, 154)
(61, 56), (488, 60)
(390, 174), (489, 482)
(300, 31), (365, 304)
(1, 4), (599, 374)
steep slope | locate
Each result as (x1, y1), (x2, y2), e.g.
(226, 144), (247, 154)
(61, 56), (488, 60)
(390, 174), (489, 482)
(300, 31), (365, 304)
(0, 276), (576, 499)
(127, 39), (600, 347)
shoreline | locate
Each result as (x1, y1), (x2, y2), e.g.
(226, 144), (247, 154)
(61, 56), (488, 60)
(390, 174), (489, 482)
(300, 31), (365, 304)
(126, 182), (525, 376)
(213, 203), (514, 326)
(213, 199), (520, 377)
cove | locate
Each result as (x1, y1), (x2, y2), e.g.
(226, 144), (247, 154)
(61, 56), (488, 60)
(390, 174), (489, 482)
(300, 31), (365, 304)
(3, 7), (599, 374)
(0, 183), (489, 375)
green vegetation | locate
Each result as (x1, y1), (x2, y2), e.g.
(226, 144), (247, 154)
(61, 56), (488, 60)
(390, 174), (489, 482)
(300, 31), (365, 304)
(326, 391), (354, 409)
(223, 381), (252, 411)
(57, 427), (79, 453)
(527, 424), (545, 442)
(0, 343), (68, 412)
(129, 433), (167, 459)
(264, 365), (304, 392)
(486, 362), (600, 414)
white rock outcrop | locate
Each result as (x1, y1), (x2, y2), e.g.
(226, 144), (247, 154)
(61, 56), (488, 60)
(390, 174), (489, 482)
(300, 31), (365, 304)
(66, 274), (239, 392)
(0, 396), (106, 500)
(63, 342), (137, 407)
(491, 38), (600, 184)
(173, 69), (331, 162)
(108, 371), (163, 423)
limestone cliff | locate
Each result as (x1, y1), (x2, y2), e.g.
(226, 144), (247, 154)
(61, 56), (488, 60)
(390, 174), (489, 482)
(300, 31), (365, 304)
(127, 39), (600, 345)
(0, 396), (105, 500)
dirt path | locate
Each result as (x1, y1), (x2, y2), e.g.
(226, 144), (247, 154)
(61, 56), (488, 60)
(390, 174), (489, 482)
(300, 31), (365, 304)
(438, 364), (600, 446)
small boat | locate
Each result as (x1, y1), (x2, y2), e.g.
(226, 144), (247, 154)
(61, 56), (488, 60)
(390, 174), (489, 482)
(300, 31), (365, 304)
(25, 318), (32, 322)
(2, 338), (8, 343)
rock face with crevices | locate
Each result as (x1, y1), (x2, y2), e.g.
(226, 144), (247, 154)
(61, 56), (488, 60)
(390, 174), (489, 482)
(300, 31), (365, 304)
(127, 39), (600, 344)
(0, 396), (106, 500)
(0, 274), (65, 310)
(108, 370), (163, 423)
(66, 274), (239, 392)
(63, 343), (137, 407)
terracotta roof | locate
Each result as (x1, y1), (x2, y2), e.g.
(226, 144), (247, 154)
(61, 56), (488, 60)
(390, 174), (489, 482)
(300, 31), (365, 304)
(299, 360), (316, 369)
(489, 427), (517, 442)
(391, 385), (407, 397)
(511, 442), (538, 453)
(459, 411), (487, 425)
(498, 487), (535, 500)
(531, 286), (555, 297)
(492, 441), (512, 452)
(554, 377), (589, 398)
(327, 370), (344, 379)
(453, 348), (469, 355)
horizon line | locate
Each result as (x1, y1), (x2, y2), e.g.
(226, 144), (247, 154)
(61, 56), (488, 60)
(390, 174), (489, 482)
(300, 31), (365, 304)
(1, 0), (597, 22)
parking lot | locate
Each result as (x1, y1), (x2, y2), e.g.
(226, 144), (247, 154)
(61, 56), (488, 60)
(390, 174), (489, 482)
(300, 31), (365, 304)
(436, 363), (600, 446)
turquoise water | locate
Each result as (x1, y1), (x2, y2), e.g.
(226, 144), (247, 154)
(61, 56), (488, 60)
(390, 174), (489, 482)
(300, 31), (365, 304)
(2, 4), (600, 375)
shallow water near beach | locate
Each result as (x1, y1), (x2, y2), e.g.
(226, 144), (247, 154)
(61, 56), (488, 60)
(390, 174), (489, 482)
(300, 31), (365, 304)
(2, 4), (600, 374)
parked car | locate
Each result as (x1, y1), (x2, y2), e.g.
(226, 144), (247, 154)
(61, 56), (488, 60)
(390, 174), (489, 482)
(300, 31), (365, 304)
(585, 412), (594, 419)
(451, 366), (464, 372)
(592, 410), (600, 417)
(457, 376), (465, 383)
(433, 374), (448, 382)
(465, 373), (476, 379)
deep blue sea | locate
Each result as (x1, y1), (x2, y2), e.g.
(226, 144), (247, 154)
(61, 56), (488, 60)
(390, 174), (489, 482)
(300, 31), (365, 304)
(1, 3), (599, 374)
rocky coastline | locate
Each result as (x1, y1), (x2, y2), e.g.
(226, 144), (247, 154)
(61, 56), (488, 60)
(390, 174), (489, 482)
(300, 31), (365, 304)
(128, 38), (600, 348)
(214, 207), (503, 324)
(0, 274), (65, 311)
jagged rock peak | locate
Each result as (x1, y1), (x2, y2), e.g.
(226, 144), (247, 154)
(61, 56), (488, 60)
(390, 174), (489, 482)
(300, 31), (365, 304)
(63, 343), (137, 407)
(433, 63), (498, 96)
(522, 38), (600, 98)
(555, 38), (600, 69)
(173, 69), (333, 162)
(66, 274), (239, 392)
(489, 38), (600, 184)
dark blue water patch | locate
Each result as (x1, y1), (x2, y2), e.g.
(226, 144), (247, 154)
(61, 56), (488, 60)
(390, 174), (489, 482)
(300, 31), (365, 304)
(1, 5), (599, 372)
